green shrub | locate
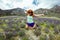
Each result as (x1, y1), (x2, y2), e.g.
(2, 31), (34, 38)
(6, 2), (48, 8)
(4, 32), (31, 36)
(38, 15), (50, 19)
(18, 30), (25, 37)
(44, 27), (50, 34)
(20, 23), (25, 28)
(49, 33), (55, 40)
(39, 35), (46, 40)
(22, 37), (29, 40)
(57, 25), (60, 32)
(54, 27), (59, 34)
(0, 33), (5, 40)
(34, 28), (41, 36)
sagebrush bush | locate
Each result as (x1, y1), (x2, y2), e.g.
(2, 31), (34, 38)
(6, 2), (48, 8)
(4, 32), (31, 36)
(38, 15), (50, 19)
(20, 23), (25, 28)
(44, 27), (50, 34)
(0, 33), (5, 40)
(57, 25), (60, 32)
(18, 30), (25, 37)
(53, 27), (59, 34)
(34, 27), (41, 36)
(49, 33), (56, 40)
(39, 35), (46, 40)
(22, 37), (29, 40)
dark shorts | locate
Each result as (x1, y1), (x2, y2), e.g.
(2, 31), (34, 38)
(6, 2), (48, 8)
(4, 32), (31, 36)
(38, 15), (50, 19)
(27, 22), (35, 27)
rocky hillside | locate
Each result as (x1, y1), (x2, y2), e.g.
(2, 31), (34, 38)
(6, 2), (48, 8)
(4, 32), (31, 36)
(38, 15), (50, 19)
(0, 5), (60, 17)
(0, 8), (25, 16)
(34, 5), (60, 18)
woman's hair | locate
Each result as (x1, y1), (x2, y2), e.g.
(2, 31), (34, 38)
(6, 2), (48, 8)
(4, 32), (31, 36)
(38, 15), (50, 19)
(27, 9), (34, 16)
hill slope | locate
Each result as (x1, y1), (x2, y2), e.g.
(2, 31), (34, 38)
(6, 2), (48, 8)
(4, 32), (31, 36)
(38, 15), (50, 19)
(0, 16), (60, 40)
(0, 8), (25, 16)
(34, 5), (60, 18)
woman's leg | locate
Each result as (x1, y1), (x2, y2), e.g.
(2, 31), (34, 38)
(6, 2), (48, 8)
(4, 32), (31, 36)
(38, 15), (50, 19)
(25, 24), (28, 29)
(33, 23), (36, 29)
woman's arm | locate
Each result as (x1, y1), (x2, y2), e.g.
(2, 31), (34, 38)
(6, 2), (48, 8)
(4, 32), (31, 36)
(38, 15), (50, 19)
(33, 14), (44, 17)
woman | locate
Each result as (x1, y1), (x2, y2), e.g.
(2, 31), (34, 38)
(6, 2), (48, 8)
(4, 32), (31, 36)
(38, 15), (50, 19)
(25, 9), (44, 29)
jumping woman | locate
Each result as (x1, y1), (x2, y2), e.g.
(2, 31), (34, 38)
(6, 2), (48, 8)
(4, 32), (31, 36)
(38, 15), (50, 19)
(25, 9), (44, 29)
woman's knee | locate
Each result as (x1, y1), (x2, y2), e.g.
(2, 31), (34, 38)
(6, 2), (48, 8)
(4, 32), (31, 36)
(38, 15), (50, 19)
(25, 24), (28, 28)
